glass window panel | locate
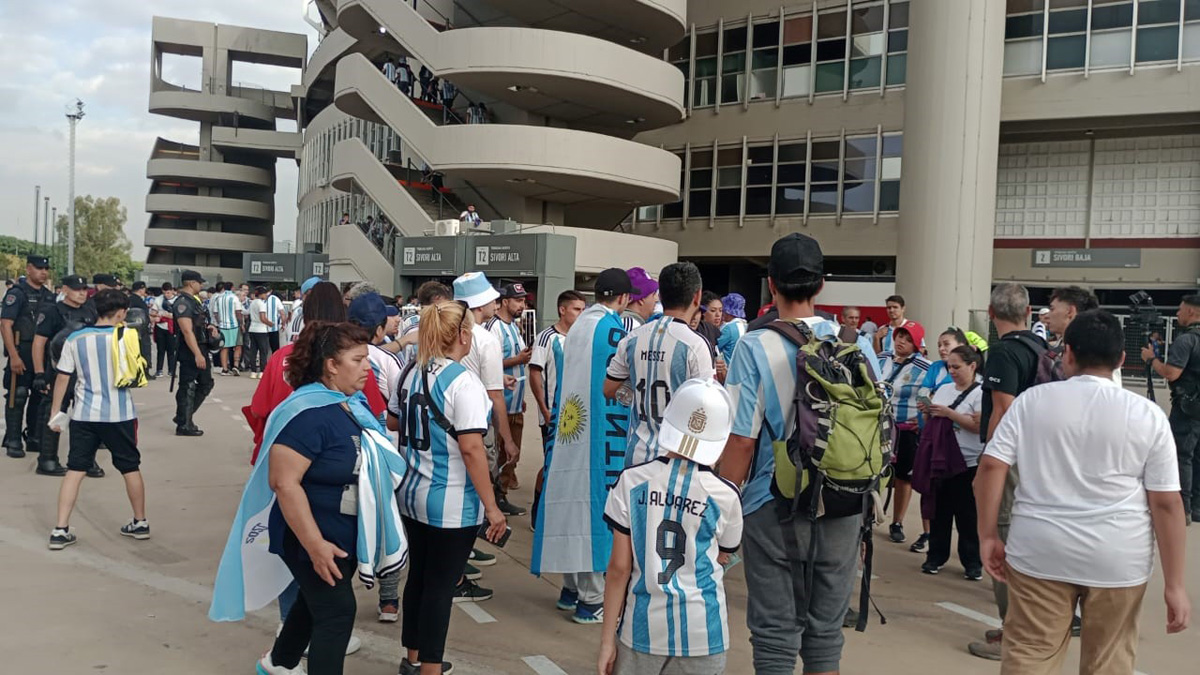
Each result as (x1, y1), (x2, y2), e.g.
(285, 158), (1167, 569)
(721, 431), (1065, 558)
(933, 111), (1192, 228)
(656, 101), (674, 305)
(817, 38), (848, 61)
(811, 140), (840, 160)
(886, 53), (907, 84)
(842, 181), (875, 213)
(717, 146), (743, 164)
(717, 167), (742, 187)
(667, 40), (689, 62)
(848, 56), (882, 88)
(782, 64), (812, 96)
(1188, 0), (1200, 19)
(1049, 0), (1087, 7)
(1185, 24), (1200, 61)
(890, 1), (910, 29)
(1005, 13), (1044, 39)
(747, 164), (774, 185)
(783, 43), (813, 65)
(695, 57), (718, 76)
(688, 192), (711, 217)
(776, 186), (806, 214)
(819, 11), (847, 38)
(693, 78), (716, 106)
(696, 32), (719, 57)
(879, 156), (903, 180)
(815, 62), (845, 91)
(1007, 0), (1045, 13)
(1048, 9), (1088, 33)
(721, 73), (745, 101)
(746, 187), (773, 214)
(777, 163), (808, 184)
(1091, 2), (1134, 29)
(747, 145), (774, 163)
(716, 189), (742, 216)
(852, 32), (885, 56)
(754, 21), (781, 47)
(1090, 29), (1132, 66)
(753, 49), (779, 68)
(778, 142), (808, 162)
(750, 70), (778, 98)
(852, 6), (886, 33)
(845, 136), (877, 159)
(809, 186), (839, 213)
(691, 149), (713, 165)
(1138, 0), (1182, 25)
(843, 158), (877, 181)
(879, 180), (901, 211)
(723, 52), (746, 71)
(784, 15), (814, 43)
(1003, 39), (1043, 75)
(1047, 34), (1086, 68)
(811, 161), (840, 183)
(724, 26), (748, 51)
(1136, 25), (1179, 61)
(663, 201), (684, 219)
(690, 168), (713, 186)
(888, 29), (908, 53)
(882, 134), (903, 156)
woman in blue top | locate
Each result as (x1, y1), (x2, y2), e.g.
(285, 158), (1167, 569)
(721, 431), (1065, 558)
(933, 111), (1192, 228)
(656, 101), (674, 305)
(391, 301), (507, 675)
(260, 321), (372, 675)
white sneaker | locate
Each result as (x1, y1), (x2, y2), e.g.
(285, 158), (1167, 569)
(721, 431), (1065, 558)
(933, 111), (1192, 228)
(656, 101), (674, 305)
(300, 634), (362, 657)
(256, 652), (306, 674)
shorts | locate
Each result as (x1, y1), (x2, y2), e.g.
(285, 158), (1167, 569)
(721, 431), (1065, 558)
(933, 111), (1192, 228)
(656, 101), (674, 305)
(615, 642), (726, 675)
(68, 419), (140, 474)
(893, 427), (919, 481)
(220, 328), (239, 348)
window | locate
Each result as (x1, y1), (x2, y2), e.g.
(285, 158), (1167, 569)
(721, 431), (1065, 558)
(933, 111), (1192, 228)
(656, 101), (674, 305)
(880, 133), (903, 211)
(815, 9), (848, 93)
(1136, 0), (1181, 63)
(841, 136), (877, 212)
(1046, 0), (1087, 71)
(887, 1), (909, 85)
(781, 14), (814, 98)
(1091, 0), (1135, 69)
(721, 25), (748, 104)
(1187, 0), (1200, 61)
(688, 149), (713, 217)
(694, 31), (718, 107)
(668, 37), (689, 100)
(750, 20), (780, 100)
(1004, 0), (1045, 75)
(775, 141), (807, 214)
(745, 145), (774, 215)
(809, 140), (841, 213)
(849, 3), (886, 90)
(715, 146), (744, 216)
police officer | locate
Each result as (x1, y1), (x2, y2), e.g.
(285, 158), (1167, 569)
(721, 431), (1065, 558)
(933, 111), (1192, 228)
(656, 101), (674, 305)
(31, 274), (101, 477)
(1143, 293), (1200, 524)
(1, 255), (56, 458)
(173, 270), (215, 437)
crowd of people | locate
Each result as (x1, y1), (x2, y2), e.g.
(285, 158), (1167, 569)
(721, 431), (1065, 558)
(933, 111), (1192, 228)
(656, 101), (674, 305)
(379, 55), (489, 125)
(5, 232), (1199, 674)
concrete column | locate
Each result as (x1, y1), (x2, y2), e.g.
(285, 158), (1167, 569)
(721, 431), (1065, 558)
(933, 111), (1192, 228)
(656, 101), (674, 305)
(894, 0), (1005, 331)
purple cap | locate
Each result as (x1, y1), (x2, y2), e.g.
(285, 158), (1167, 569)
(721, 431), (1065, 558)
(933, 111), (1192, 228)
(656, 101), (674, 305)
(626, 267), (659, 303)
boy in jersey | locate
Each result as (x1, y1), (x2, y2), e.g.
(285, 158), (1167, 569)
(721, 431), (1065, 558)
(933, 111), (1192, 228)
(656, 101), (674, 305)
(605, 262), (716, 466)
(600, 378), (743, 675)
(488, 283), (532, 492)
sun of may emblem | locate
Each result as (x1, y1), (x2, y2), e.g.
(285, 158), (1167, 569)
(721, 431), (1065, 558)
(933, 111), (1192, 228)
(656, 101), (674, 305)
(558, 394), (588, 444)
(687, 407), (707, 434)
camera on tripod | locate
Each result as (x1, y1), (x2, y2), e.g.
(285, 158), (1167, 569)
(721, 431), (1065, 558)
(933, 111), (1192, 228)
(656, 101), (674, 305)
(1128, 291), (1162, 342)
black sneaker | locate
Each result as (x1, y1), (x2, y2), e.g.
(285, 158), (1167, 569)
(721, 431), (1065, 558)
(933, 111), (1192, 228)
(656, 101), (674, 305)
(452, 578), (493, 603)
(120, 519), (150, 540)
(889, 523), (905, 543)
(230, 368), (240, 377)
(48, 528), (76, 550)
(176, 425), (204, 437)
(497, 498), (527, 517)
(965, 568), (983, 581)
(909, 532), (929, 552)
(399, 658), (454, 674)
(468, 548), (496, 567)
(463, 562), (482, 581)
(921, 561), (941, 575)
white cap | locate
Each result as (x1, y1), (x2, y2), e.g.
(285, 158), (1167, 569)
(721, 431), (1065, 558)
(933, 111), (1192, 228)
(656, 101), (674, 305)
(1038, 307), (1050, 315)
(657, 378), (733, 466)
(453, 271), (499, 309)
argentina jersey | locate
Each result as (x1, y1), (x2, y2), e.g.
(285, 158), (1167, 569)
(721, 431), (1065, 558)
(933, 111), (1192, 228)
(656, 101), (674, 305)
(530, 325), (565, 426)
(265, 294), (284, 330)
(716, 318), (747, 363)
(607, 317), (716, 466)
(878, 353), (932, 424)
(214, 291), (239, 330)
(394, 357), (493, 529)
(604, 456), (743, 657)
(487, 316), (526, 415)
(57, 327), (137, 423)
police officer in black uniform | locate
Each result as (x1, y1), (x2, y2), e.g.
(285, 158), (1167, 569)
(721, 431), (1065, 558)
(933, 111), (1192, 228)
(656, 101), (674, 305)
(173, 270), (216, 436)
(1, 255), (56, 458)
(30, 274), (102, 476)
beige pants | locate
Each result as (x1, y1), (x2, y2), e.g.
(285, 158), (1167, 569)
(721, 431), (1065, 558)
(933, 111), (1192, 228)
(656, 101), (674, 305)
(498, 413), (524, 492)
(1002, 565), (1146, 675)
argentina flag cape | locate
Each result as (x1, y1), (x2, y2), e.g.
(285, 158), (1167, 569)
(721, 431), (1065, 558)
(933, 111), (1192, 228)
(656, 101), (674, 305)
(209, 383), (409, 622)
(532, 303), (629, 575)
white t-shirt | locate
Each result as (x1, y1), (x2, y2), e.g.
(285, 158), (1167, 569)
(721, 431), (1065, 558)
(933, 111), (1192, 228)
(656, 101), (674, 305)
(461, 323), (504, 391)
(930, 379), (984, 466)
(984, 374), (1179, 588)
(368, 343), (404, 410)
(248, 298), (270, 333)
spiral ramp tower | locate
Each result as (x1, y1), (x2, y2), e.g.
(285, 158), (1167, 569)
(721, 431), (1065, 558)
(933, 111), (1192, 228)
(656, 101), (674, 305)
(144, 17), (306, 284)
(295, 0), (687, 286)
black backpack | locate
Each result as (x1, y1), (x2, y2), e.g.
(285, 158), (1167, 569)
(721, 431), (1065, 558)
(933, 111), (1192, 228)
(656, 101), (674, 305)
(1008, 333), (1062, 388)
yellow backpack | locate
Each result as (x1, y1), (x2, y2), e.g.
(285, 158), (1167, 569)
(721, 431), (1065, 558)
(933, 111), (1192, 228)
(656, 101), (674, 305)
(111, 325), (149, 389)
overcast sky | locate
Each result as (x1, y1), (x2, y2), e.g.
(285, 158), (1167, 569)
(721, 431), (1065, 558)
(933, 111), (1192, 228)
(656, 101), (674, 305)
(0, 1), (318, 257)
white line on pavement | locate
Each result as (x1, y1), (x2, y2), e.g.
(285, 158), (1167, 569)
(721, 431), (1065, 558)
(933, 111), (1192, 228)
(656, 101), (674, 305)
(241, 424), (252, 433)
(231, 414), (242, 421)
(935, 602), (1002, 629)
(211, 398), (222, 403)
(221, 405), (232, 412)
(522, 655), (568, 675)
(456, 602), (497, 624)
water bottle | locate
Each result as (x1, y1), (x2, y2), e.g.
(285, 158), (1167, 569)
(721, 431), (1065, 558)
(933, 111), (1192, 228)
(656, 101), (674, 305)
(615, 382), (635, 407)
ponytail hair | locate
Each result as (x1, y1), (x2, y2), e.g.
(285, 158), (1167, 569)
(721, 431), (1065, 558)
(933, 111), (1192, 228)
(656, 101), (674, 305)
(949, 344), (983, 371)
(418, 301), (473, 366)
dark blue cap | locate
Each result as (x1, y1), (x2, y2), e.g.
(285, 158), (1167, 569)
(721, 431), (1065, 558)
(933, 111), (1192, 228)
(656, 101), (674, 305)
(348, 293), (388, 328)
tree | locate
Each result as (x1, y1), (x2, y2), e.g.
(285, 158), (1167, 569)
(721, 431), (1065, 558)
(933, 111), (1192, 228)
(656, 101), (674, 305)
(0, 253), (23, 280)
(54, 196), (143, 282)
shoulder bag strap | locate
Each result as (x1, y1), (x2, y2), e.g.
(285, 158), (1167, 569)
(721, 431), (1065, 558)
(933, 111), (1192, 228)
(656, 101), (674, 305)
(947, 382), (981, 411)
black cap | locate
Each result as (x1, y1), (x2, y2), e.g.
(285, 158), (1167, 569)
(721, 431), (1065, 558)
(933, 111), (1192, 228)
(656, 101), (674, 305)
(180, 270), (206, 283)
(92, 273), (118, 287)
(26, 255), (49, 269)
(767, 233), (824, 283)
(595, 267), (634, 299)
(499, 283), (527, 299)
(61, 275), (88, 291)
(131, 281), (147, 291)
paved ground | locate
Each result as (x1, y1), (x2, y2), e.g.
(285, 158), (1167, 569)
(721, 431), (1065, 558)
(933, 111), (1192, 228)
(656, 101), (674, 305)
(0, 376), (1195, 674)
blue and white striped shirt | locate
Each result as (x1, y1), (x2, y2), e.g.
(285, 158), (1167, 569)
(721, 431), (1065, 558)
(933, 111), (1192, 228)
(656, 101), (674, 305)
(394, 358), (493, 529)
(212, 291), (241, 330)
(265, 295), (284, 332)
(604, 456), (743, 657)
(486, 315), (526, 415)
(56, 326), (136, 423)
(716, 318), (747, 363)
(878, 352), (933, 425)
(530, 325), (565, 426)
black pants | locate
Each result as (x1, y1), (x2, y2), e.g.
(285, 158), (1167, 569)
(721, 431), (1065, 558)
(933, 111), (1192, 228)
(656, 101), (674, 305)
(174, 349), (213, 419)
(154, 326), (176, 374)
(247, 332), (272, 372)
(401, 516), (477, 664)
(268, 330), (281, 353)
(1171, 407), (1200, 515)
(272, 553), (357, 674)
(4, 344), (43, 449)
(926, 466), (981, 571)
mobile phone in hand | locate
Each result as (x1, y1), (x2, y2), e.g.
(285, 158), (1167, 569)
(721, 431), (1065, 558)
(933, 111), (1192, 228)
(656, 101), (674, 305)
(477, 523), (513, 548)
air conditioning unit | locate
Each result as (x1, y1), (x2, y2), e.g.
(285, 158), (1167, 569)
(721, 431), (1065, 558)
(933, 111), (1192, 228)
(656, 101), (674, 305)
(434, 219), (460, 237)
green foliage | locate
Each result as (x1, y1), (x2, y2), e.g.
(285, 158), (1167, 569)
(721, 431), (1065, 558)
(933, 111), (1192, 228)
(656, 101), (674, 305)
(53, 195), (143, 283)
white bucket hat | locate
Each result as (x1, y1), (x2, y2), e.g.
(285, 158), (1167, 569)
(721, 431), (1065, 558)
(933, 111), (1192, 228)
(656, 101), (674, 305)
(657, 378), (733, 466)
(453, 271), (499, 309)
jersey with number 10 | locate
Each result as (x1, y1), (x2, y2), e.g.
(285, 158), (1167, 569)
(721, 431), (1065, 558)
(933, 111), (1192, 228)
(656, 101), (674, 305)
(604, 456), (743, 657)
(607, 317), (716, 466)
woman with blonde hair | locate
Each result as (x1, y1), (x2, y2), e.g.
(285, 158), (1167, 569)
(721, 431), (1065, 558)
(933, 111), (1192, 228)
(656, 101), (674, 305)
(390, 301), (508, 675)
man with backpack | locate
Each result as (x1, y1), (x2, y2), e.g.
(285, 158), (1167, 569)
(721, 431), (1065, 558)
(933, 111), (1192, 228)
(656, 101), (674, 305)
(720, 233), (882, 675)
